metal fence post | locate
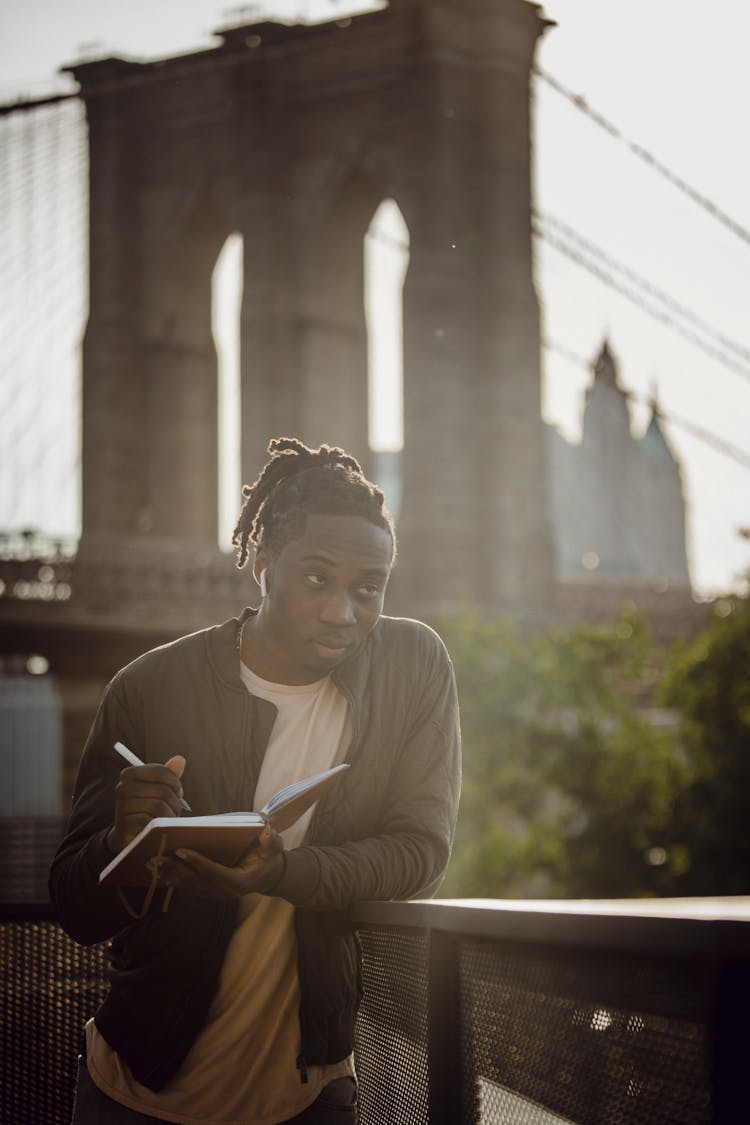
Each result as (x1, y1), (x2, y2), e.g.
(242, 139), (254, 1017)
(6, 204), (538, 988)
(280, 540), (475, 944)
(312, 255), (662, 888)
(713, 959), (750, 1123)
(427, 927), (464, 1125)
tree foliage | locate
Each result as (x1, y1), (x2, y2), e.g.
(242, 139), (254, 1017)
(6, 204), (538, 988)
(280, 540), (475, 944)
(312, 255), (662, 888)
(439, 595), (750, 899)
(438, 609), (689, 899)
(659, 595), (750, 894)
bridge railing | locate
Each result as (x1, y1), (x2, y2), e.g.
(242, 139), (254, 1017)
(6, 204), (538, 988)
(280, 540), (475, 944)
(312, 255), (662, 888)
(2, 898), (748, 1124)
(0, 542), (250, 636)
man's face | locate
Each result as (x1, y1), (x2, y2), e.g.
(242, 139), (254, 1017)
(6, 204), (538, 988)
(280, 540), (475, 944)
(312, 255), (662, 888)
(253, 513), (393, 685)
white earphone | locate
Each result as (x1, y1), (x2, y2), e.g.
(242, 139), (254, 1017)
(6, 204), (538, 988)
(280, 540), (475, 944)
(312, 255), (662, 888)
(259, 568), (268, 599)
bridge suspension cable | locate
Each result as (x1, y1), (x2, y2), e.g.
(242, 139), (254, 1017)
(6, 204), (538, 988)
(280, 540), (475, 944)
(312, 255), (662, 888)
(534, 216), (750, 385)
(534, 66), (750, 251)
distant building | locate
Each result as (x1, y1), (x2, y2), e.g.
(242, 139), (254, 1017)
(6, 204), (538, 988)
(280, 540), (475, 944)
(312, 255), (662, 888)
(546, 341), (691, 594)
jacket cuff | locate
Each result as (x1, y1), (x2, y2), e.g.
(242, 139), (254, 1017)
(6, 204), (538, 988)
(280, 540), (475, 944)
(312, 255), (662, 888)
(272, 846), (321, 906)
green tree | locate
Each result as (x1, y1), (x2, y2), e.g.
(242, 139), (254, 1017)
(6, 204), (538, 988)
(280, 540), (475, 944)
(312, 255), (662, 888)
(438, 610), (687, 899)
(660, 595), (750, 893)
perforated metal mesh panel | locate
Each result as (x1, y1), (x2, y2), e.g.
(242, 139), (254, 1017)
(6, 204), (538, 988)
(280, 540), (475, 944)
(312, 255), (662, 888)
(457, 938), (713, 1125)
(476, 1078), (576, 1124)
(0, 914), (731, 1125)
(0, 819), (66, 903)
(1, 920), (107, 1125)
(355, 925), (430, 1125)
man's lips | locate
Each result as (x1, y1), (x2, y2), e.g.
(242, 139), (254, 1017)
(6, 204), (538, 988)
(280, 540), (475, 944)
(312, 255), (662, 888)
(313, 636), (351, 655)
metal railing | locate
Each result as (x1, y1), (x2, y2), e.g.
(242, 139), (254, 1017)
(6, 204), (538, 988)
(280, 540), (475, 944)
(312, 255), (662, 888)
(2, 898), (749, 1124)
(353, 898), (750, 1124)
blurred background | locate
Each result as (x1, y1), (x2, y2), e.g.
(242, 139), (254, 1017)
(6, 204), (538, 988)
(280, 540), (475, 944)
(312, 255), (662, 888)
(1, 0), (749, 903)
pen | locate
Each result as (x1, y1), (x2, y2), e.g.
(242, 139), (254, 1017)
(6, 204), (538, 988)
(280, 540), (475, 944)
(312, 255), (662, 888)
(114, 741), (192, 813)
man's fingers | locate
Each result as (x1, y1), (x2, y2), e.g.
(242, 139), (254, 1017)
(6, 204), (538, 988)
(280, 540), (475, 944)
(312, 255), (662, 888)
(112, 768), (185, 851)
(170, 849), (233, 884)
(159, 850), (235, 899)
(119, 763), (184, 793)
(173, 848), (206, 871)
(164, 755), (186, 779)
(157, 863), (220, 899)
(116, 770), (185, 812)
(119, 796), (182, 821)
(157, 845), (284, 900)
(115, 790), (183, 822)
(258, 824), (284, 858)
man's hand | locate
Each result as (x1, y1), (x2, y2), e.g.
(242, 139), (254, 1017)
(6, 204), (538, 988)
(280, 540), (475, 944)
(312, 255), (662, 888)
(106, 755), (187, 854)
(156, 823), (285, 901)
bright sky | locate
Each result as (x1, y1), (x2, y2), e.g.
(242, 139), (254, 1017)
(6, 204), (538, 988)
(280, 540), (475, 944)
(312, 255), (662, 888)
(1, 0), (748, 595)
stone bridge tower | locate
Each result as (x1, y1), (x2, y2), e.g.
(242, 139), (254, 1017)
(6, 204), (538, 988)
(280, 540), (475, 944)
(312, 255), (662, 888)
(70, 0), (555, 618)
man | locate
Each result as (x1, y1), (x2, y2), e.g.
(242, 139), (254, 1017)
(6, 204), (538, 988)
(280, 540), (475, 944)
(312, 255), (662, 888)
(50, 437), (461, 1125)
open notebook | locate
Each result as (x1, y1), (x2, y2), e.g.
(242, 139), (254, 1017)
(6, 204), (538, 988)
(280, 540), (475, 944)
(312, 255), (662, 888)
(99, 762), (350, 886)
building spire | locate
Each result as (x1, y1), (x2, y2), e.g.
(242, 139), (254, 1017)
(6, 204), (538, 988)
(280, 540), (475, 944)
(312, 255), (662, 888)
(592, 338), (618, 388)
(641, 385), (677, 463)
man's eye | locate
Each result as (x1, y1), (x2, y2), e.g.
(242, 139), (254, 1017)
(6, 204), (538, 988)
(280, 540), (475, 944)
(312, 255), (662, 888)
(359, 584), (382, 598)
(305, 574), (326, 587)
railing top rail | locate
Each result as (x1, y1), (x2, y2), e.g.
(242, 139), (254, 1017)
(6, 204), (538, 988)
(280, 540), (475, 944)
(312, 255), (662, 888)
(7, 897), (750, 957)
(352, 897), (750, 958)
(442, 895), (750, 920)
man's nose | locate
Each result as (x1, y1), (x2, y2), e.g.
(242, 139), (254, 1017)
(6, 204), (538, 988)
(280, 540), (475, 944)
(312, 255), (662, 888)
(319, 590), (357, 625)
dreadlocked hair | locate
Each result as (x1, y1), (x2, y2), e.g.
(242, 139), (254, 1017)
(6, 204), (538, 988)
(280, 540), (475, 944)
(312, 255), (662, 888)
(232, 437), (396, 569)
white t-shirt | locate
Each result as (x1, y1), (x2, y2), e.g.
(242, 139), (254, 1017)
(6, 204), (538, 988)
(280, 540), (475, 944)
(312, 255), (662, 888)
(246, 664), (352, 849)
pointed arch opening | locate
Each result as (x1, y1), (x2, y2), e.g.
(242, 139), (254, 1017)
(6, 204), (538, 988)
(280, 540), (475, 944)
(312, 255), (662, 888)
(364, 199), (409, 518)
(212, 234), (243, 551)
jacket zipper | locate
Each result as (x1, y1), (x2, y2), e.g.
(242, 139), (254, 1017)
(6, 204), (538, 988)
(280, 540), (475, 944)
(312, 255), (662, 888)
(296, 1054), (309, 1084)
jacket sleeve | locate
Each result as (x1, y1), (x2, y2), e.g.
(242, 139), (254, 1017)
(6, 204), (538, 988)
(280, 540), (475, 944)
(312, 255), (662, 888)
(48, 676), (151, 945)
(272, 637), (461, 910)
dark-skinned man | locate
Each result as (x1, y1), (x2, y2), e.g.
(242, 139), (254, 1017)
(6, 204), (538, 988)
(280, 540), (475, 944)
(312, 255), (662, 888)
(50, 437), (461, 1125)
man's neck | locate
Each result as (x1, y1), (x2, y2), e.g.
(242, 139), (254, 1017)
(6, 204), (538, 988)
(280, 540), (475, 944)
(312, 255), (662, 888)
(239, 612), (315, 686)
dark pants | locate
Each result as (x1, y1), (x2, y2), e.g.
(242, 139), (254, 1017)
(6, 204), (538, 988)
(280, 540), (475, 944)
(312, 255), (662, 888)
(71, 1058), (358, 1125)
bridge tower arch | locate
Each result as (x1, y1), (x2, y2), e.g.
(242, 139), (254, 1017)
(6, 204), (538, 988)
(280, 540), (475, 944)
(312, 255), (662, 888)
(71, 0), (555, 616)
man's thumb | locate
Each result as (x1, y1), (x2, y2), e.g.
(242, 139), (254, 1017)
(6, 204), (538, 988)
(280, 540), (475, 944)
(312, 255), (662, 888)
(164, 754), (186, 779)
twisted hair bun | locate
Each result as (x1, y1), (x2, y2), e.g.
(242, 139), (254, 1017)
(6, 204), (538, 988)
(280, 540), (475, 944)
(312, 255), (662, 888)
(232, 437), (395, 569)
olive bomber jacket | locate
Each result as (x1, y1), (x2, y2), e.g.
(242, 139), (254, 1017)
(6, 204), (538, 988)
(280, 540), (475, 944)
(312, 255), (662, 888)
(49, 610), (461, 1091)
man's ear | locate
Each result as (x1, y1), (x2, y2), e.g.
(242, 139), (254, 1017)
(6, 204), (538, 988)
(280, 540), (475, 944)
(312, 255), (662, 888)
(253, 548), (272, 593)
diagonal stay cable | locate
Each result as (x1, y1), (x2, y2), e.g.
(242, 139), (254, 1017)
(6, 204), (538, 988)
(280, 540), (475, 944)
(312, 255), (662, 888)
(534, 67), (750, 251)
(536, 211), (750, 369)
(535, 223), (750, 384)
